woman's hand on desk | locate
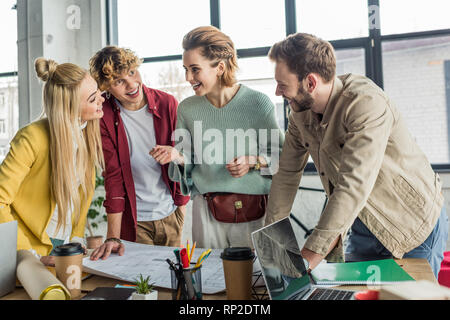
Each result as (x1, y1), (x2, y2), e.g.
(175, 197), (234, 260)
(90, 240), (125, 261)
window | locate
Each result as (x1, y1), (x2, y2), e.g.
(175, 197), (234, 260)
(139, 60), (191, 102)
(0, 120), (6, 135)
(382, 35), (450, 163)
(335, 48), (366, 76)
(379, 0), (450, 35)
(0, 1), (18, 162)
(296, 0), (369, 41)
(220, 0), (285, 49)
(117, 0), (210, 58)
(0, 0), (18, 74)
(113, 0), (450, 169)
(237, 56), (285, 130)
(0, 92), (5, 108)
(0, 76), (19, 142)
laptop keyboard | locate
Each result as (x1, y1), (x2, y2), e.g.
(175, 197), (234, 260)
(307, 288), (354, 300)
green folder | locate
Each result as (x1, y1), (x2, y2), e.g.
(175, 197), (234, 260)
(310, 259), (415, 285)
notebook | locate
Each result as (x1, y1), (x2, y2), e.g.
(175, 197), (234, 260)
(311, 258), (415, 285)
(81, 287), (135, 300)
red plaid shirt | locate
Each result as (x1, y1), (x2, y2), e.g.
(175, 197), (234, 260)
(100, 85), (190, 241)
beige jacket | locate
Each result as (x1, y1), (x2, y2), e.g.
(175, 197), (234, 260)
(265, 74), (443, 261)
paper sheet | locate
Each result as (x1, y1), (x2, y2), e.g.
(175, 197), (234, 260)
(82, 241), (226, 294)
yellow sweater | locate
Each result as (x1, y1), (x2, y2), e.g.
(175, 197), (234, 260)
(0, 119), (95, 256)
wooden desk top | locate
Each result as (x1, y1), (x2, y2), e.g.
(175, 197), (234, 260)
(1, 258), (436, 300)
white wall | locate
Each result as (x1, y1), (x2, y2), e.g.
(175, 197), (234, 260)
(17, 0), (107, 128)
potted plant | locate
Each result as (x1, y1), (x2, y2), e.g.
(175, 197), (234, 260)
(86, 174), (107, 249)
(131, 274), (158, 300)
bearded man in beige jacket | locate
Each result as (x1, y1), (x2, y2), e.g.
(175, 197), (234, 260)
(265, 33), (448, 278)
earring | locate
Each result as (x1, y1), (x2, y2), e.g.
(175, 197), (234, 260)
(105, 91), (111, 99)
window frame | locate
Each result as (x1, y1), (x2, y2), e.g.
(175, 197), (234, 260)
(110, 0), (450, 172)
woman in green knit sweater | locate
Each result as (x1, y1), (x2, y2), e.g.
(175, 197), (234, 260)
(149, 26), (285, 248)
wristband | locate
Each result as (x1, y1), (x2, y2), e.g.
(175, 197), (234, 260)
(104, 237), (122, 245)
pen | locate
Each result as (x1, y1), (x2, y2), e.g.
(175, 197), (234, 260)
(194, 249), (211, 269)
(173, 249), (181, 264)
(180, 248), (190, 269)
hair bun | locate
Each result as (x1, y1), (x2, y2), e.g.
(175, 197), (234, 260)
(35, 58), (58, 82)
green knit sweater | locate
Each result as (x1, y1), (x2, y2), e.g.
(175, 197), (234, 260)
(169, 84), (285, 197)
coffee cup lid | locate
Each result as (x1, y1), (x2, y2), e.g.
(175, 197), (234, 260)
(220, 247), (254, 261)
(53, 243), (84, 256)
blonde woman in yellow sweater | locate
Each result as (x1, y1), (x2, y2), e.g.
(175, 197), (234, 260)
(0, 58), (104, 266)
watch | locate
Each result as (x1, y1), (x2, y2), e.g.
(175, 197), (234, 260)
(253, 157), (261, 171)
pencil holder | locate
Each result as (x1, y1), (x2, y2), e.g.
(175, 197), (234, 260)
(169, 263), (202, 300)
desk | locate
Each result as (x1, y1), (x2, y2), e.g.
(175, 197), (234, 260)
(1, 258), (436, 300)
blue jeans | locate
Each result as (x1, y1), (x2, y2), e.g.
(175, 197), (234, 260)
(345, 206), (449, 278)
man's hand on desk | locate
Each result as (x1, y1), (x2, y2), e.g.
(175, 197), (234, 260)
(90, 239), (125, 261)
(300, 247), (324, 270)
(301, 235), (341, 270)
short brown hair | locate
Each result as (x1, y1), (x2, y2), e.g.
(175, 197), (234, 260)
(89, 46), (142, 91)
(182, 26), (238, 87)
(269, 33), (336, 83)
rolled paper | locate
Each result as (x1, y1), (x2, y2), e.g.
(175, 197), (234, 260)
(16, 250), (71, 300)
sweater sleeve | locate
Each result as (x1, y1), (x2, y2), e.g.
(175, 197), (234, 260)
(256, 95), (285, 176)
(168, 111), (195, 196)
(167, 95), (190, 205)
(0, 126), (39, 251)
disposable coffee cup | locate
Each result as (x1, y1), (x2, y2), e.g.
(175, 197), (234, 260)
(53, 243), (84, 299)
(220, 247), (255, 300)
(86, 235), (103, 249)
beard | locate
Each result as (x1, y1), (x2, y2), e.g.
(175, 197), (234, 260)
(287, 86), (314, 113)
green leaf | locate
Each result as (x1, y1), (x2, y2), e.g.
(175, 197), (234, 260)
(87, 209), (99, 219)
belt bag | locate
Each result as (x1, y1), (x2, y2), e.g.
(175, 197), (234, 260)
(203, 192), (268, 223)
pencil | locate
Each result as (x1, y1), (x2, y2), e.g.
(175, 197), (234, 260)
(190, 241), (196, 262)
(187, 240), (190, 262)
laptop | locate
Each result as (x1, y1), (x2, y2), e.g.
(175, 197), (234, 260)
(0, 220), (18, 297)
(251, 217), (354, 300)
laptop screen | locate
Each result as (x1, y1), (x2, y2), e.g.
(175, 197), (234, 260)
(252, 217), (312, 300)
(0, 220), (17, 297)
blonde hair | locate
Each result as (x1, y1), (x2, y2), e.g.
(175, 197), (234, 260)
(89, 46), (142, 91)
(35, 58), (104, 234)
(182, 26), (238, 87)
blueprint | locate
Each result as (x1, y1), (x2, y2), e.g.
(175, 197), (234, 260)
(82, 240), (226, 294)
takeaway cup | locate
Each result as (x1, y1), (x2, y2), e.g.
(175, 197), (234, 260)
(53, 243), (84, 299)
(220, 247), (254, 300)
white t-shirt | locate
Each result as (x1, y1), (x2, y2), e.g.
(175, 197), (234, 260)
(117, 100), (176, 221)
